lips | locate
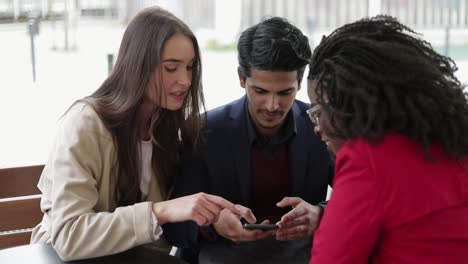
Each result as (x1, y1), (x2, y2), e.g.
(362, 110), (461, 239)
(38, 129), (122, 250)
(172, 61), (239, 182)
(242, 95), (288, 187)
(169, 91), (187, 101)
(261, 111), (282, 120)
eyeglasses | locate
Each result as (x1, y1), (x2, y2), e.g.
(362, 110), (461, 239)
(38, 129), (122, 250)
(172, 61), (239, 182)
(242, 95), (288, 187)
(306, 105), (321, 126)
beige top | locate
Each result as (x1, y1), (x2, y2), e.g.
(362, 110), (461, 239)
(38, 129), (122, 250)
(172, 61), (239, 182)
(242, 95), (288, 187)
(30, 103), (171, 261)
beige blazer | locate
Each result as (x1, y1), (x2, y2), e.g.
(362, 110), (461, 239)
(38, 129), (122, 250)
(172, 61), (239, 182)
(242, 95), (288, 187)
(30, 103), (171, 261)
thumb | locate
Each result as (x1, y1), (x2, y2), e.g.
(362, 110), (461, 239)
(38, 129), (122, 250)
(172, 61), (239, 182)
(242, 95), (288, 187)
(276, 197), (301, 208)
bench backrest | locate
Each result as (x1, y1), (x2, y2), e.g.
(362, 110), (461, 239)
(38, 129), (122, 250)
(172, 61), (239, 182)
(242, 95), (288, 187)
(0, 165), (44, 249)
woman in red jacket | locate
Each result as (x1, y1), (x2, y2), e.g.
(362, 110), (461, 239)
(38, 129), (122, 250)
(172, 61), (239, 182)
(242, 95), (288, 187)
(307, 16), (468, 263)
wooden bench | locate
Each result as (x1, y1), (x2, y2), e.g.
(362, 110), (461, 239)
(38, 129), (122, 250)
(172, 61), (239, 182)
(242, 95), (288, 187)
(0, 165), (44, 249)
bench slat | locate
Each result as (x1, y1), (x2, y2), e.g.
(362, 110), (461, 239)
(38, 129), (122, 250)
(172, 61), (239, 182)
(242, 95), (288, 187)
(0, 198), (42, 232)
(0, 165), (44, 198)
(0, 165), (44, 250)
(0, 231), (33, 249)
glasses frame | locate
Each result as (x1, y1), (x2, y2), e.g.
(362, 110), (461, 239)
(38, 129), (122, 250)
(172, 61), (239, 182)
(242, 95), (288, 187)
(306, 105), (321, 126)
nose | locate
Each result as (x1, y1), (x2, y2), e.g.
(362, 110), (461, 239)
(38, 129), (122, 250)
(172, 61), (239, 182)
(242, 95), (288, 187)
(265, 95), (279, 112)
(178, 70), (192, 87)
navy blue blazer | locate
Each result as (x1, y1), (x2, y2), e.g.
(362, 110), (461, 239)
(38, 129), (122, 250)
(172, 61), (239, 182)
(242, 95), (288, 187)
(163, 96), (333, 249)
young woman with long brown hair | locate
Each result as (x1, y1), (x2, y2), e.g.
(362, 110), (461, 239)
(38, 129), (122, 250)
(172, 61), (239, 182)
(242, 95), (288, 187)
(31, 7), (239, 261)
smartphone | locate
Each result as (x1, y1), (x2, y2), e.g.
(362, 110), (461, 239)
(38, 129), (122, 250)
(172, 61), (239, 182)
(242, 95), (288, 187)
(243, 223), (279, 231)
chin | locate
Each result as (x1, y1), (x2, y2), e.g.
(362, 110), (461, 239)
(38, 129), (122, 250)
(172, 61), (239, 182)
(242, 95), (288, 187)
(162, 103), (184, 111)
(259, 123), (281, 132)
(260, 119), (282, 128)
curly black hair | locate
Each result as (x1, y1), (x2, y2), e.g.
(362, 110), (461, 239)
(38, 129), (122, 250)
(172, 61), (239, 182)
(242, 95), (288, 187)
(238, 16), (311, 82)
(308, 15), (468, 160)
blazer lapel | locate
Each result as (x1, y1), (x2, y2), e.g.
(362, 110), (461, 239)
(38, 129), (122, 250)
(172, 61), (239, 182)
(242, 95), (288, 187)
(290, 103), (309, 196)
(229, 96), (251, 205)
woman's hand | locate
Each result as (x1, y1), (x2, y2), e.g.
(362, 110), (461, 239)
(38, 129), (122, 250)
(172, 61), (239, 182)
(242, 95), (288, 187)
(152, 192), (240, 225)
(275, 197), (322, 240)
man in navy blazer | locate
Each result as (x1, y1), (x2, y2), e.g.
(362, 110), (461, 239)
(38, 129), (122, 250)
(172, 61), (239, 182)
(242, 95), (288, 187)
(164, 17), (333, 263)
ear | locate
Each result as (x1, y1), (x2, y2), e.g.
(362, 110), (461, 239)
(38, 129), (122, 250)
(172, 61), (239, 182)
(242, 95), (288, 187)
(238, 67), (246, 88)
(297, 80), (302, 92)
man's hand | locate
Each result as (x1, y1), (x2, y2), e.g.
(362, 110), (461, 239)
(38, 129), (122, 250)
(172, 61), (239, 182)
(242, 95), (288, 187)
(275, 197), (323, 240)
(213, 204), (276, 243)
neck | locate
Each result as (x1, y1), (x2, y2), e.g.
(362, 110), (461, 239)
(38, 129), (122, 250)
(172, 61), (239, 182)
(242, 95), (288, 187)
(255, 125), (279, 138)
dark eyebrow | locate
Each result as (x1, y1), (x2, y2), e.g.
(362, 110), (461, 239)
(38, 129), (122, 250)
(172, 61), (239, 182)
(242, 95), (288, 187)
(162, 58), (195, 63)
(252, 85), (267, 91)
(252, 85), (295, 93)
(162, 59), (182, 63)
(278, 88), (295, 93)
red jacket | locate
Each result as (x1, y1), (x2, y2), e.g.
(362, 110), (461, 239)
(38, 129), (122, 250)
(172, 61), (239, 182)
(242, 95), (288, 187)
(311, 134), (468, 264)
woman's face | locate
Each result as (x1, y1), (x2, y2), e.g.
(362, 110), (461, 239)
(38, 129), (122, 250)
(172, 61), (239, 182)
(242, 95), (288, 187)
(307, 79), (346, 155)
(147, 32), (195, 110)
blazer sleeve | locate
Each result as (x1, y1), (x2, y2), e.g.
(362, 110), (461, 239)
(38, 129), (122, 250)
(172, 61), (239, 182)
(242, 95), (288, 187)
(45, 105), (155, 261)
(311, 141), (383, 264)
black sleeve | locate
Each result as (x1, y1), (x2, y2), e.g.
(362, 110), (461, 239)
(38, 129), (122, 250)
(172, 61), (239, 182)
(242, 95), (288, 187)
(328, 159), (335, 187)
(173, 144), (210, 197)
(162, 144), (210, 249)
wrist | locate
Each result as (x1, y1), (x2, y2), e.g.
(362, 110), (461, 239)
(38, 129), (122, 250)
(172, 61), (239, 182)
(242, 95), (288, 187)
(316, 201), (328, 218)
(152, 201), (168, 225)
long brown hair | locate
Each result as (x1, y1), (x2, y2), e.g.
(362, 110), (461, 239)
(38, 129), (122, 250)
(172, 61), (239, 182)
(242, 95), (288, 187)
(78, 7), (205, 206)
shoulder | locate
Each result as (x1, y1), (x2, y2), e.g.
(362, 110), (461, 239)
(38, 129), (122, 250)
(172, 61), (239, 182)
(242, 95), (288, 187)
(205, 98), (244, 127)
(47, 103), (117, 183)
(207, 99), (240, 118)
(206, 105), (229, 121)
(293, 99), (311, 111)
(59, 102), (112, 142)
(291, 99), (311, 122)
(335, 134), (412, 174)
(338, 134), (412, 156)
(291, 100), (313, 134)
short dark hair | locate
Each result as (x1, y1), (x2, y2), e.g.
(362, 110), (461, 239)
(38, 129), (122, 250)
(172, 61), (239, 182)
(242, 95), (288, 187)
(238, 16), (311, 82)
(308, 15), (468, 160)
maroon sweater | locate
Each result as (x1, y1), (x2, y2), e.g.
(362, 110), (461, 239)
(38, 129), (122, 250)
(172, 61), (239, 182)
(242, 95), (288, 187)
(249, 142), (292, 222)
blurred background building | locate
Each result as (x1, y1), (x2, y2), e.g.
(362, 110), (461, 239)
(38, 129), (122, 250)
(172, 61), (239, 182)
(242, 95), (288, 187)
(1, 0), (468, 167)
(2, 0), (468, 49)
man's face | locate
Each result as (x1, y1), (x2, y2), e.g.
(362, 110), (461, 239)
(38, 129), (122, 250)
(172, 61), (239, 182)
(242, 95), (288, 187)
(239, 68), (300, 137)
